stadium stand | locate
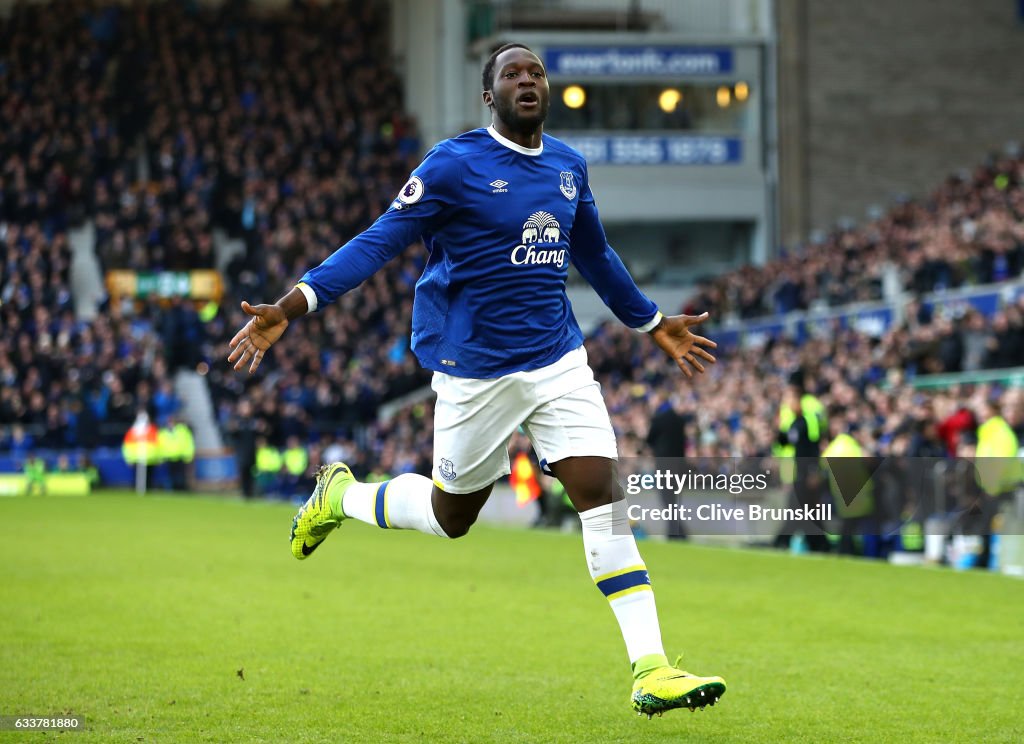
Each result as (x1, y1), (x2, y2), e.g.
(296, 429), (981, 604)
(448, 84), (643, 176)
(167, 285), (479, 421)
(1, 0), (430, 478)
(0, 2), (1021, 525)
(686, 153), (1024, 319)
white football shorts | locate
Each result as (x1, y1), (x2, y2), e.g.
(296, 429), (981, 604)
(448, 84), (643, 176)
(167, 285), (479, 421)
(430, 345), (618, 494)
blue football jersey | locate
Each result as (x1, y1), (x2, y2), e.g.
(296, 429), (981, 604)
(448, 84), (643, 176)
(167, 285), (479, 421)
(298, 126), (659, 378)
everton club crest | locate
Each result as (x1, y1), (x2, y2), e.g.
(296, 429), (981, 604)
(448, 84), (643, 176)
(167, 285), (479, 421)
(559, 171), (577, 200)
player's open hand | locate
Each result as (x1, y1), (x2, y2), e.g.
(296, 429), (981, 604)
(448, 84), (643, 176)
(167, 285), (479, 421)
(649, 312), (717, 378)
(227, 301), (289, 374)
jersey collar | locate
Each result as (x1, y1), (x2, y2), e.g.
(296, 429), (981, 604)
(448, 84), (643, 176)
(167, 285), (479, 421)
(487, 125), (543, 156)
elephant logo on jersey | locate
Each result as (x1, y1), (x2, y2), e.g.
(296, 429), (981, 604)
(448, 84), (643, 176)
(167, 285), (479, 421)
(512, 211), (566, 267)
(559, 171), (577, 200)
(438, 458), (456, 481)
(521, 212), (560, 244)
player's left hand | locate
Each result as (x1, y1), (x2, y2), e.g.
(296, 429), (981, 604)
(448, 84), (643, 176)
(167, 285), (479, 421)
(649, 312), (717, 378)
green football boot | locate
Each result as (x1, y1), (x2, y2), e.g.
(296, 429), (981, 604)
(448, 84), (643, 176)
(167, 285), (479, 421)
(631, 655), (726, 717)
(289, 463), (355, 560)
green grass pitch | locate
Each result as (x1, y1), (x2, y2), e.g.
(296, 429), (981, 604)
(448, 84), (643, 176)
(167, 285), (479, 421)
(1, 493), (1021, 743)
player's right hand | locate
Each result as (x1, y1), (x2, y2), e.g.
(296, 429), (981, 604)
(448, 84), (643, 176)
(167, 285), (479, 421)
(228, 300), (289, 374)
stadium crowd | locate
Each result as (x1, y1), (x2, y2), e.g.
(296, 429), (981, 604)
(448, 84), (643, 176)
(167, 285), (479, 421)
(685, 153), (1024, 319)
(586, 319), (1024, 459)
(1, 0), (430, 470)
(1, 1), (1022, 518)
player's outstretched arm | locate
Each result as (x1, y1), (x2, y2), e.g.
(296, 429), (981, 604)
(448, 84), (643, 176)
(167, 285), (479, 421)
(227, 287), (308, 374)
(649, 312), (717, 378)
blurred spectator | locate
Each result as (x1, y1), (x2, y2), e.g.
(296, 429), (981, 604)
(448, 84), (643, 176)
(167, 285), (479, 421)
(225, 399), (261, 499)
(645, 392), (693, 540)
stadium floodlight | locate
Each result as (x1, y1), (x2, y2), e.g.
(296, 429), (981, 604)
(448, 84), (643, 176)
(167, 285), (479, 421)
(658, 88), (682, 113)
(562, 84), (586, 109)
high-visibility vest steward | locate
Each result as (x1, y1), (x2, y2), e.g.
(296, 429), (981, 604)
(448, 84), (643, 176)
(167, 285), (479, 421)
(123, 423), (160, 464)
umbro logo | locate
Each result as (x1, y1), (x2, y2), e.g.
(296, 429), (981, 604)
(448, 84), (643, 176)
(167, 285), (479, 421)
(490, 179), (509, 193)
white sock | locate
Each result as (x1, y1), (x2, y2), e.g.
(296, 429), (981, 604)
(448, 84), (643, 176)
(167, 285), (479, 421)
(579, 502), (666, 667)
(341, 473), (448, 537)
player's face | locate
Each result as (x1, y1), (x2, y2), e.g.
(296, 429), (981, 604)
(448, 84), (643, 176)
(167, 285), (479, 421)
(486, 48), (550, 134)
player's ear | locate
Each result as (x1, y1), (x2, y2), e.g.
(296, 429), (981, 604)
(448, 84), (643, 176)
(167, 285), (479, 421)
(482, 90), (493, 108)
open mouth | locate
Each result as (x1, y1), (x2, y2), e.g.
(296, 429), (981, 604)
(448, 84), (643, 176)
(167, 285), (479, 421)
(517, 92), (539, 108)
